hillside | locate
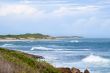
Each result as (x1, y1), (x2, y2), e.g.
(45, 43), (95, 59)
(0, 48), (60, 73)
(0, 33), (54, 40)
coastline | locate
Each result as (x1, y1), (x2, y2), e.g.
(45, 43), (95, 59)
(0, 39), (56, 42)
(15, 49), (90, 73)
(0, 47), (90, 73)
(0, 48), (59, 73)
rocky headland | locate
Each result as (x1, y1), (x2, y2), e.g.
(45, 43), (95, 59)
(0, 47), (90, 73)
(57, 67), (90, 73)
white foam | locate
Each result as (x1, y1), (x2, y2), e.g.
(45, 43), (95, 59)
(30, 46), (90, 52)
(70, 40), (79, 43)
(30, 46), (70, 51)
(30, 46), (53, 51)
(82, 54), (110, 66)
(1, 44), (15, 47)
(74, 49), (90, 51)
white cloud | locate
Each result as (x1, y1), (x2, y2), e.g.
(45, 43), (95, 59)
(20, 0), (68, 4)
(20, 0), (32, 4)
(0, 2), (100, 18)
(98, 0), (110, 4)
(52, 5), (100, 16)
(0, 4), (43, 16)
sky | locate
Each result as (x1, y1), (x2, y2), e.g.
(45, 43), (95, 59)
(0, 0), (110, 38)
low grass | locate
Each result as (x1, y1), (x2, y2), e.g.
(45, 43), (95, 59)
(0, 48), (60, 73)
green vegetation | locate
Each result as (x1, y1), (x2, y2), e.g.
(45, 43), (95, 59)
(0, 33), (83, 40)
(0, 33), (54, 40)
(0, 48), (60, 73)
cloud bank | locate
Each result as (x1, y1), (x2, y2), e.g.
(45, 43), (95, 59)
(0, 0), (110, 37)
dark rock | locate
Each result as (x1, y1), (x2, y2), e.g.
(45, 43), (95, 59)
(84, 69), (90, 73)
(57, 67), (90, 73)
(57, 67), (72, 73)
(24, 53), (44, 59)
(71, 67), (81, 73)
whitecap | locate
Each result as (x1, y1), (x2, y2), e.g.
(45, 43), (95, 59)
(70, 40), (79, 43)
(74, 49), (90, 51)
(30, 46), (90, 52)
(30, 46), (52, 51)
(82, 54), (110, 66)
(30, 46), (69, 51)
(1, 44), (15, 47)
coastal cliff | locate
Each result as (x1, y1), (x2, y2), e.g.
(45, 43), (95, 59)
(0, 48), (59, 73)
(57, 67), (90, 73)
(0, 48), (89, 73)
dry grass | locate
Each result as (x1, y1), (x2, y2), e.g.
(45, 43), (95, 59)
(0, 48), (60, 73)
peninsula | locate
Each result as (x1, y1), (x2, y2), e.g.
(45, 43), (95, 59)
(0, 33), (83, 41)
(0, 33), (54, 40)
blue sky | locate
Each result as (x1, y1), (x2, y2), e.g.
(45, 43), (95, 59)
(0, 0), (110, 38)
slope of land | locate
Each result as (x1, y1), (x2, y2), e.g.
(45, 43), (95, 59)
(0, 48), (60, 73)
(0, 33), (54, 40)
(0, 33), (83, 41)
(0, 48), (89, 73)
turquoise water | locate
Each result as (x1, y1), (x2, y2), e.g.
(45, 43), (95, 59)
(0, 38), (110, 73)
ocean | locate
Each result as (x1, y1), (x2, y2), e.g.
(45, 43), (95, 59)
(0, 38), (110, 73)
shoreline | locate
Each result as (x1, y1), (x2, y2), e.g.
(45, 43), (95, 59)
(0, 39), (57, 42)
(0, 47), (90, 73)
(0, 40), (91, 73)
(16, 49), (90, 73)
(20, 50), (89, 73)
(22, 50), (90, 73)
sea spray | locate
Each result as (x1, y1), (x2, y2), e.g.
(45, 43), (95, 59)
(82, 54), (110, 66)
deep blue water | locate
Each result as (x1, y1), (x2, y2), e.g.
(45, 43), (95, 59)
(0, 38), (110, 73)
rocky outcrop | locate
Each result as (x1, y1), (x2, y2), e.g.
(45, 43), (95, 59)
(84, 69), (90, 73)
(24, 53), (44, 59)
(57, 68), (72, 73)
(57, 67), (90, 73)
(71, 67), (81, 73)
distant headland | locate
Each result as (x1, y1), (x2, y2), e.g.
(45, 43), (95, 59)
(0, 33), (54, 40)
(0, 33), (83, 41)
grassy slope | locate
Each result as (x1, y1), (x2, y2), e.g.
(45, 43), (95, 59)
(0, 48), (60, 73)
(0, 33), (52, 39)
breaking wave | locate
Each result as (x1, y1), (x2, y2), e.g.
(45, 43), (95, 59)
(70, 40), (79, 43)
(73, 49), (90, 51)
(82, 54), (110, 66)
(1, 44), (16, 47)
(30, 46), (52, 51)
(30, 46), (72, 51)
(30, 46), (90, 52)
